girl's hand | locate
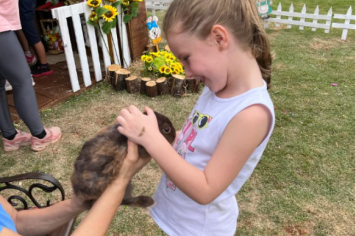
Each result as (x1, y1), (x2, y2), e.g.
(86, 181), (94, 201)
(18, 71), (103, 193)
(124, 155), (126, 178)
(114, 139), (152, 183)
(116, 105), (160, 147)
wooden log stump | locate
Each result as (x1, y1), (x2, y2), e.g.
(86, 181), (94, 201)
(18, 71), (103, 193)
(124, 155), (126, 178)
(106, 64), (121, 83)
(125, 76), (139, 94)
(186, 78), (201, 93)
(156, 77), (170, 95)
(140, 77), (151, 95)
(146, 44), (156, 52)
(146, 81), (158, 97)
(170, 74), (186, 97)
(113, 69), (130, 91)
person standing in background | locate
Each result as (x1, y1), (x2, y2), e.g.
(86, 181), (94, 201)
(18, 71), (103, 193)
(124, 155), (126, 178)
(0, 0), (61, 152)
(18, 0), (53, 77)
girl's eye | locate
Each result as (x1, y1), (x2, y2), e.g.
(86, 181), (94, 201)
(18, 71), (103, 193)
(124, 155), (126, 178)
(163, 126), (171, 133)
(183, 56), (189, 61)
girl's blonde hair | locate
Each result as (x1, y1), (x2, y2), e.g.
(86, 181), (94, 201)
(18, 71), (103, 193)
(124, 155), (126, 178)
(163, 0), (272, 87)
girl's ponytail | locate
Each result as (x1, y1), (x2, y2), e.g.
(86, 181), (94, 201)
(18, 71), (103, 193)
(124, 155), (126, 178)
(246, 0), (273, 88)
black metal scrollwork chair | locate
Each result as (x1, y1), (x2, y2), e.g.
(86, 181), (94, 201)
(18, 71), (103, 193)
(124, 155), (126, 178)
(0, 172), (76, 236)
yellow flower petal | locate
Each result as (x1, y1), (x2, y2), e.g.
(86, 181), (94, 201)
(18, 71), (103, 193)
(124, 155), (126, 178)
(102, 5), (118, 22)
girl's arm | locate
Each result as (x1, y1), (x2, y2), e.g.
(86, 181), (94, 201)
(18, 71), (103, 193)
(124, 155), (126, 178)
(1, 141), (150, 236)
(117, 105), (271, 204)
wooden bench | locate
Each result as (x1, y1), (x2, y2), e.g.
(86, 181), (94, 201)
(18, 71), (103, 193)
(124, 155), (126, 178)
(0, 172), (76, 236)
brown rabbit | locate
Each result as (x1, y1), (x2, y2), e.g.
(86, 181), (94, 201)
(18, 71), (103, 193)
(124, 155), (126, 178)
(71, 111), (176, 208)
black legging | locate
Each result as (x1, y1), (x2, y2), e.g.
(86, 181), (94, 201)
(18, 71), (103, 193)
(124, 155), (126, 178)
(0, 30), (44, 137)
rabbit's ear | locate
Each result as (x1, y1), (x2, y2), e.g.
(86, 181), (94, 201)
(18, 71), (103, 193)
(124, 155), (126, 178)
(153, 16), (158, 22)
(147, 16), (152, 22)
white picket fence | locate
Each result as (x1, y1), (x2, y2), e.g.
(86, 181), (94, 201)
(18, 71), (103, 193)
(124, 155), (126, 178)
(145, 1), (355, 41)
(265, 3), (355, 40)
(265, 3), (333, 33)
(51, 2), (131, 92)
(331, 6), (355, 40)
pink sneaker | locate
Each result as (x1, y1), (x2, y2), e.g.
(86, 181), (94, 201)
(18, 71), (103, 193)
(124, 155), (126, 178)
(26, 54), (37, 66)
(31, 127), (61, 152)
(2, 130), (31, 151)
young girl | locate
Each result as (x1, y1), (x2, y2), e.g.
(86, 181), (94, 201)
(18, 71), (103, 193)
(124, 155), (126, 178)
(116, 0), (275, 235)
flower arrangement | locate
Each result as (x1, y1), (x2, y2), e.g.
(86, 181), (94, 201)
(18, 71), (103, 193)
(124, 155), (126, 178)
(141, 50), (185, 77)
(86, 0), (142, 34)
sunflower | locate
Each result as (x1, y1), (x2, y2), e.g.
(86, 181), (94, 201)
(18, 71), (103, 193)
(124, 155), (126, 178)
(164, 67), (172, 75)
(174, 68), (180, 74)
(89, 11), (98, 23)
(159, 66), (166, 74)
(87, 0), (101, 7)
(150, 52), (159, 57)
(145, 56), (153, 63)
(102, 5), (118, 22)
(132, 0), (143, 1)
(148, 66), (153, 71)
(141, 55), (147, 61)
(121, 0), (130, 6)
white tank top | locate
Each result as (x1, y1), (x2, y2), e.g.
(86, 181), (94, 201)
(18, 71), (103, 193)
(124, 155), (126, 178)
(151, 81), (275, 236)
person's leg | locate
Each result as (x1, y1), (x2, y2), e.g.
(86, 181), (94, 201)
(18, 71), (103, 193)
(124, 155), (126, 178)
(33, 41), (47, 64)
(19, 0), (52, 77)
(0, 31), (61, 151)
(0, 31), (44, 136)
(16, 29), (37, 66)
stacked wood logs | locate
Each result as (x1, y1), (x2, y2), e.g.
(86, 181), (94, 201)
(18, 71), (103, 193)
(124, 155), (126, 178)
(106, 64), (201, 97)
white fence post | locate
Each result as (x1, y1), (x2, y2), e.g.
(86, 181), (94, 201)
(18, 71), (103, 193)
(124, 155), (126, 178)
(312, 6), (319, 31)
(332, 6), (355, 40)
(275, 2), (282, 28)
(70, 4), (91, 88)
(117, 7), (132, 68)
(299, 4), (306, 30)
(52, 6), (80, 92)
(287, 4), (294, 29)
(325, 8), (333, 33)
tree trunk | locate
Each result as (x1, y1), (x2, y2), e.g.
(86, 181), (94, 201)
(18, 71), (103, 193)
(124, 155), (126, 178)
(186, 78), (201, 93)
(140, 77), (151, 95)
(146, 81), (158, 97)
(125, 76), (139, 94)
(156, 77), (169, 95)
(113, 69), (130, 91)
(171, 74), (186, 97)
(106, 64), (121, 83)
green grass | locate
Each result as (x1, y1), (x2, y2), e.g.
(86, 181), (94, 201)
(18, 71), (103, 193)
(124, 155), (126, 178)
(1, 0), (355, 235)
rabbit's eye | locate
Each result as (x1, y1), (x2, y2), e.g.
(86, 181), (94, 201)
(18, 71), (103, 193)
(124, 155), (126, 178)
(163, 126), (171, 134)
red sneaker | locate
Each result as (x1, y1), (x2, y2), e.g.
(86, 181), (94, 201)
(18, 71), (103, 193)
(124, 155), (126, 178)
(2, 130), (31, 151)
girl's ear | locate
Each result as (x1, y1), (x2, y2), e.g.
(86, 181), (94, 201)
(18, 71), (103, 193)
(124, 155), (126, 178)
(210, 25), (229, 50)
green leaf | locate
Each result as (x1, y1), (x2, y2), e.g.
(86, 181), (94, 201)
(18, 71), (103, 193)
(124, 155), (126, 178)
(86, 20), (99, 29)
(95, 7), (109, 16)
(102, 21), (112, 34)
(130, 1), (139, 8)
(112, 1), (121, 9)
(153, 56), (165, 69)
(87, 20), (95, 26)
(123, 14), (133, 23)
(112, 17), (117, 26)
(131, 6), (138, 17)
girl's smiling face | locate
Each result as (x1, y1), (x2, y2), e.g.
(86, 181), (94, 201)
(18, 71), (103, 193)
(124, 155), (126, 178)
(166, 27), (229, 93)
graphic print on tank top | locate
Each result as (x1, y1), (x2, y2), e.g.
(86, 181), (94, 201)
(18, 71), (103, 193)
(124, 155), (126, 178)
(166, 110), (213, 190)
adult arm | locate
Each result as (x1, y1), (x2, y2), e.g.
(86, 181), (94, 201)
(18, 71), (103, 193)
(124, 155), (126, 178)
(1, 141), (150, 236)
(117, 105), (271, 204)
